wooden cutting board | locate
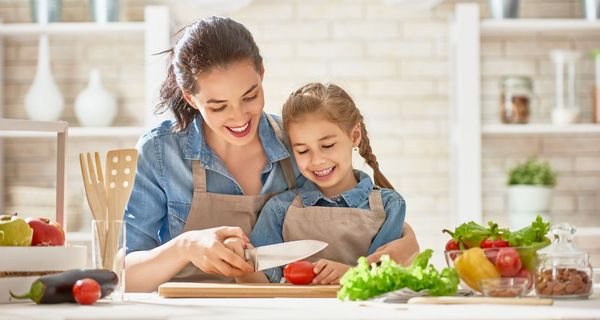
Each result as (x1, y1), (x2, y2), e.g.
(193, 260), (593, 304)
(158, 282), (340, 298)
(408, 296), (553, 306)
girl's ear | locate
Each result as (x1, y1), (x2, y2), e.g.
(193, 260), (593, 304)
(182, 91), (199, 110)
(351, 122), (362, 147)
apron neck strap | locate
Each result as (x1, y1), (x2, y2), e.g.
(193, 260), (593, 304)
(191, 160), (207, 192)
(368, 188), (386, 218)
(266, 114), (296, 190)
(291, 193), (304, 208)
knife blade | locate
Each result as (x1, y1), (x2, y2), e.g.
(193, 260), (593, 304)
(244, 240), (327, 271)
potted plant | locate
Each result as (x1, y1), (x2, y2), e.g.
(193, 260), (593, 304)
(506, 159), (557, 229)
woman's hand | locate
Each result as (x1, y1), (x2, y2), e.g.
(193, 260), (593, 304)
(366, 222), (420, 266)
(178, 226), (254, 277)
(312, 259), (350, 285)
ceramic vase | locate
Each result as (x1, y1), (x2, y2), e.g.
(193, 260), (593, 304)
(25, 35), (64, 122)
(75, 68), (117, 127)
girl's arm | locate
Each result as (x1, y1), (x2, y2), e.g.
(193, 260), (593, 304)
(367, 222), (419, 266)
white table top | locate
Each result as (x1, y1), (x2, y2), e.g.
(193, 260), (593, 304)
(1, 288), (600, 320)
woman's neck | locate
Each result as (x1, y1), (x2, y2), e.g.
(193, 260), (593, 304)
(204, 124), (263, 160)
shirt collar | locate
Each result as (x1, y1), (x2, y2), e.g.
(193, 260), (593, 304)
(299, 170), (374, 207)
(182, 113), (290, 169)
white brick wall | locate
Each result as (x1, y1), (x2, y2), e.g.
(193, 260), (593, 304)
(1, 0), (599, 267)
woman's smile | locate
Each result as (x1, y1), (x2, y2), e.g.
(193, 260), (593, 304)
(226, 120), (251, 138)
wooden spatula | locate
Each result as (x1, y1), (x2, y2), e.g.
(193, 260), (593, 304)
(103, 149), (138, 269)
(79, 152), (108, 259)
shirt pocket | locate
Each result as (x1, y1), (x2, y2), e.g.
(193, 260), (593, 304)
(167, 201), (190, 238)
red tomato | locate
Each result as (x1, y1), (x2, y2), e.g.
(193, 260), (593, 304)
(445, 239), (461, 260)
(515, 268), (534, 290)
(284, 260), (315, 285)
(72, 278), (101, 305)
(495, 248), (522, 277)
(480, 238), (509, 248)
(445, 239), (460, 251)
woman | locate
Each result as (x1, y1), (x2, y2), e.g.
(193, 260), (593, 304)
(124, 16), (419, 292)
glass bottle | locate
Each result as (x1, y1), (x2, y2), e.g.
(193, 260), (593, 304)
(500, 76), (532, 124)
(535, 223), (593, 299)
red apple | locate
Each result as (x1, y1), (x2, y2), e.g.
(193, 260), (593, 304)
(25, 217), (65, 246)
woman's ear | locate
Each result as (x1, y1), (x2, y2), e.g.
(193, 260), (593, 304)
(182, 91), (198, 110)
(351, 122), (362, 147)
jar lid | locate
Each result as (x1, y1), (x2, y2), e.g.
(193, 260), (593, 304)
(501, 76), (533, 89)
(537, 223), (588, 258)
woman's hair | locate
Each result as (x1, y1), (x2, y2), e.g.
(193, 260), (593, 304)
(156, 17), (263, 132)
(282, 83), (394, 190)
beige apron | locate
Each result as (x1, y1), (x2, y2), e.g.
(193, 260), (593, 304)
(282, 187), (386, 266)
(173, 115), (296, 282)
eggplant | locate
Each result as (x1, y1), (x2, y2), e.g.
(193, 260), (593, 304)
(9, 269), (118, 304)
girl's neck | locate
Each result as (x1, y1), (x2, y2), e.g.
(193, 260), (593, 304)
(321, 169), (358, 199)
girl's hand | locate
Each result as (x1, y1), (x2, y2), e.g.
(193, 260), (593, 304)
(178, 226), (254, 277)
(311, 259), (350, 285)
(366, 223), (420, 266)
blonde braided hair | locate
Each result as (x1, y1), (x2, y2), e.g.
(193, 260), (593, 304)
(282, 83), (394, 189)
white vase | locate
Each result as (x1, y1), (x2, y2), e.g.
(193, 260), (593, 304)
(507, 185), (553, 229)
(75, 68), (117, 127)
(25, 35), (64, 121)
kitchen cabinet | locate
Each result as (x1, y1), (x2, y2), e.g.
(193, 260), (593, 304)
(0, 6), (171, 215)
(450, 3), (600, 224)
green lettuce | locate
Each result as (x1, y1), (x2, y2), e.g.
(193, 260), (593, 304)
(337, 249), (459, 301)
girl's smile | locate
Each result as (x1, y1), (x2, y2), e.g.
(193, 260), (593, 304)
(313, 166), (336, 180)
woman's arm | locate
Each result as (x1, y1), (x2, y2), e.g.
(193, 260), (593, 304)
(125, 227), (254, 292)
(367, 222), (419, 266)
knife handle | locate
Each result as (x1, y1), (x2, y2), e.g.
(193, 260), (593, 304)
(244, 248), (258, 271)
(223, 236), (257, 271)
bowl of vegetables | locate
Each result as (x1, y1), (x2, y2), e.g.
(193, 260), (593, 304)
(443, 215), (551, 294)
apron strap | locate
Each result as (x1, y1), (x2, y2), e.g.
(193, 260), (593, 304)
(368, 187), (386, 218)
(266, 114), (296, 190)
(191, 160), (207, 193)
(291, 193), (304, 208)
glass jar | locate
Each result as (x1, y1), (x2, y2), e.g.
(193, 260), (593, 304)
(500, 76), (532, 124)
(535, 223), (593, 299)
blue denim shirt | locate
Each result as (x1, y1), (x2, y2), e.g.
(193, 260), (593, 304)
(250, 170), (406, 283)
(125, 113), (302, 254)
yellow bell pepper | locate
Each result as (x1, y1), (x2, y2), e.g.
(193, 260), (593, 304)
(454, 247), (500, 292)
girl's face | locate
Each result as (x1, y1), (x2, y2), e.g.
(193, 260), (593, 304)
(287, 113), (361, 198)
(184, 60), (265, 147)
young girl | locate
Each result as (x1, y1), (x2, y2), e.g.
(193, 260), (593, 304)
(248, 83), (410, 285)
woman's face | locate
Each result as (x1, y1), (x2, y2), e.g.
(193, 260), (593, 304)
(186, 60), (265, 147)
(287, 113), (361, 198)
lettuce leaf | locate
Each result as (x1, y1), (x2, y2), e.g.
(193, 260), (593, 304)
(337, 249), (459, 301)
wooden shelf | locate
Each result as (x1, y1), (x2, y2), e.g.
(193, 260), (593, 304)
(482, 124), (600, 135)
(0, 22), (145, 36)
(481, 19), (600, 36)
(0, 126), (145, 138)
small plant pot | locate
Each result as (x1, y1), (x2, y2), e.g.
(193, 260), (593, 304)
(507, 185), (552, 229)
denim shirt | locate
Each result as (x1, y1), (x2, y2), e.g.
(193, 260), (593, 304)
(125, 113), (302, 254)
(250, 170), (406, 283)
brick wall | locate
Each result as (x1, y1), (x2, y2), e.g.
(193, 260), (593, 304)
(1, 0), (599, 266)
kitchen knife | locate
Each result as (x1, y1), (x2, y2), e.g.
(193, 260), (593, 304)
(243, 240), (327, 271)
